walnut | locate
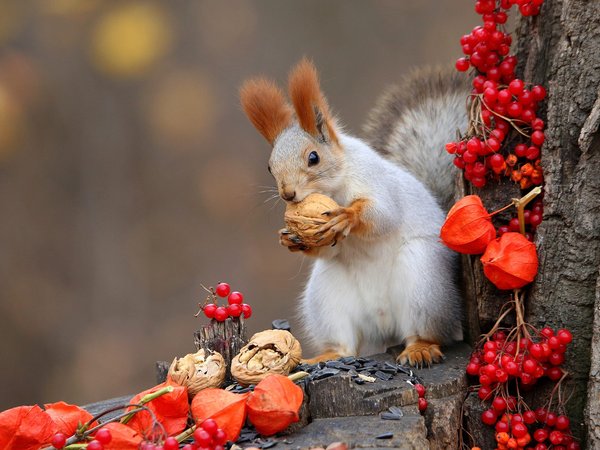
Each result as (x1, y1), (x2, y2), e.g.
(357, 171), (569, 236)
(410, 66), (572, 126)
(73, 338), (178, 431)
(284, 193), (339, 247)
(168, 349), (226, 397)
(231, 330), (302, 385)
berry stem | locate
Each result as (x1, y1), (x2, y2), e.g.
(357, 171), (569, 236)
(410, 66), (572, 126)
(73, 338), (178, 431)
(121, 385), (174, 424)
(514, 186), (542, 235)
(174, 424), (197, 443)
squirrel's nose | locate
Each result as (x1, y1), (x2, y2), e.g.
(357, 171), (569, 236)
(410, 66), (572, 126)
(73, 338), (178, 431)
(282, 190), (296, 202)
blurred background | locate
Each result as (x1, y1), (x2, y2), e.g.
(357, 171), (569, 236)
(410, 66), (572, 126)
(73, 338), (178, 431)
(0, 0), (477, 409)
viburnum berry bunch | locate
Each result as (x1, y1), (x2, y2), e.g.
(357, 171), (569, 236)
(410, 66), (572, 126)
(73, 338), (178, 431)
(195, 282), (253, 322)
(180, 418), (227, 450)
(467, 292), (580, 449)
(447, 0), (547, 194)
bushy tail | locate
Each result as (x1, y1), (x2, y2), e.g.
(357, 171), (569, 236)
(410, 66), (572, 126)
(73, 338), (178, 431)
(362, 67), (470, 211)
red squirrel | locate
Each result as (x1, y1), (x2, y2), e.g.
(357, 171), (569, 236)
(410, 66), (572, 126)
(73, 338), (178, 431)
(240, 59), (468, 366)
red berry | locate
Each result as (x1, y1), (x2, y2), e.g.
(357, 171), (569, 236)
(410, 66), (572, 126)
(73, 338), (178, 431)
(548, 336), (561, 349)
(509, 79), (525, 96)
(214, 429), (228, 445)
(228, 291), (244, 305)
(87, 441), (104, 450)
(215, 282), (231, 297)
(549, 352), (565, 366)
(194, 429), (212, 446)
(508, 102), (523, 118)
(531, 130), (545, 146)
(496, 369), (508, 383)
(241, 303), (253, 318)
(163, 437), (179, 450)
(484, 350), (496, 364)
(526, 146), (540, 160)
(227, 303), (242, 318)
(534, 428), (549, 442)
(482, 409), (498, 426)
(496, 420), (510, 433)
(471, 176), (486, 188)
(530, 213), (543, 228)
(467, 362), (480, 376)
(508, 217), (521, 232)
(505, 361), (519, 376)
(203, 303), (217, 319)
(557, 329), (573, 344)
(478, 385), (492, 400)
(456, 58), (470, 72)
(523, 410), (537, 424)
(541, 327), (554, 338)
(95, 428), (112, 445)
(497, 89), (512, 104)
(512, 422), (528, 438)
(532, 85), (547, 101)
(523, 359), (538, 375)
(515, 143), (528, 157)
(556, 415), (570, 430)
(532, 118), (545, 130)
(547, 366), (563, 381)
(202, 418), (219, 435)
(414, 384), (426, 397)
(498, 226), (510, 236)
(446, 142), (458, 154)
(214, 306), (228, 322)
(549, 430), (564, 445)
(453, 157), (466, 169)
(546, 412), (558, 426)
(492, 397), (507, 413)
(51, 433), (67, 449)
(529, 343), (544, 360)
(418, 398), (428, 412)
(489, 153), (504, 168)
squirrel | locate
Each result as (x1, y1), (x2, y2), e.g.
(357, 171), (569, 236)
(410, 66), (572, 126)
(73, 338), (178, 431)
(240, 58), (469, 366)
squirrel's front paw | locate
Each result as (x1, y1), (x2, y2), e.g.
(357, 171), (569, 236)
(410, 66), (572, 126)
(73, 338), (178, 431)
(316, 207), (356, 244)
(396, 339), (444, 367)
(279, 228), (308, 252)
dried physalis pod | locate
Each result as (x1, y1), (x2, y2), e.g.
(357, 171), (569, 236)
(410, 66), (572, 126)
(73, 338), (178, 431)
(231, 330), (302, 385)
(284, 193), (340, 247)
(168, 349), (226, 397)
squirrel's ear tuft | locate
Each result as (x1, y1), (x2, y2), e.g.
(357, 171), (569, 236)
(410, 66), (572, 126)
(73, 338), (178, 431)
(288, 58), (338, 145)
(240, 78), (293, 146)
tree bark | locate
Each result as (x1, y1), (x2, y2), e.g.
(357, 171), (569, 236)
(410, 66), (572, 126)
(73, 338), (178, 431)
(462, 0), (600, 443)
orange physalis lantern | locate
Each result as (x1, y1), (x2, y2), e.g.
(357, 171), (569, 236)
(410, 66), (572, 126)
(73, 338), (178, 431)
(481, 232), (538, 290)
(440, 195), (496, 254)
(191, 388), (249, 442)
(246, 374), (303, 436)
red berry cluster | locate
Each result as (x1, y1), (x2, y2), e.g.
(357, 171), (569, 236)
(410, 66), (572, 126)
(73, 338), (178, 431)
(491, 409), (580, 450)
(51, 427), (112, 450)
(467, 327), (578, 449)
(447, 0), (546, 192)
(183, 418), (227, 450)
(415, 383), (428, 412)
(198, 282), (252, 322)
(497, 197), (543, 241)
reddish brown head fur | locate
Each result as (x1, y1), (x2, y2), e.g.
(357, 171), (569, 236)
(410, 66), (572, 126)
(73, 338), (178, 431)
(239, 78), (293, 145)
(288, 58), (338, 144)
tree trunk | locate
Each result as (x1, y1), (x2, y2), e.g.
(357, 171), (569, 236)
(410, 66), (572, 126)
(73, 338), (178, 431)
(463, 0), (600, 444)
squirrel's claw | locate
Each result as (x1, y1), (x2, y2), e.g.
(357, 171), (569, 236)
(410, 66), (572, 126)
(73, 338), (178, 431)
(278, 228), (307, 252)
(316, 208), (354, 241)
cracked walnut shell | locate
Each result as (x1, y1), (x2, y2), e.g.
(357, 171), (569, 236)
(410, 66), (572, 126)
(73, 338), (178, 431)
(284, 193), (339, 247)
(168, 349), (226, 397)
(231, 330), (302, 385)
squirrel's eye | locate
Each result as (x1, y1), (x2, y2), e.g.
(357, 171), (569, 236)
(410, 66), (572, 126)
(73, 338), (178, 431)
(308, 151), (320, 167)
(268, 165), (272, 174)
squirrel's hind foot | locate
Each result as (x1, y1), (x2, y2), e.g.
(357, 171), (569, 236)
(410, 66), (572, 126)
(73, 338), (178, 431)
(396, 339), (444, 368)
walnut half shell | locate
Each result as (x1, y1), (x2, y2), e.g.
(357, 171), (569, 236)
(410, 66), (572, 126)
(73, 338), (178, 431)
(168, 349), (226, 397)
(284, 193), (339, 247)
(231, 330), (302, 385)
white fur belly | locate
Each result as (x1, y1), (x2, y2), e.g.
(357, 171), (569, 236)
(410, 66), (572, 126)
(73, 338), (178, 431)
(301, 233), (412, 354)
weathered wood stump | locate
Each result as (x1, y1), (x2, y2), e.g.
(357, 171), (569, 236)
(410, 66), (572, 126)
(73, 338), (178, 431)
(193, 317), (248, 382)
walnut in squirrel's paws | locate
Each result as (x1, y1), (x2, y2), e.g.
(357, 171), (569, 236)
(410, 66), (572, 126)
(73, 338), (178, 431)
(284, 193), (340, 248)
(397, 339), (444, 367)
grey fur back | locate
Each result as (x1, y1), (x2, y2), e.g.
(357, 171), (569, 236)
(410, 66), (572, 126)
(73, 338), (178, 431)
(362, 67), (470, 211)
